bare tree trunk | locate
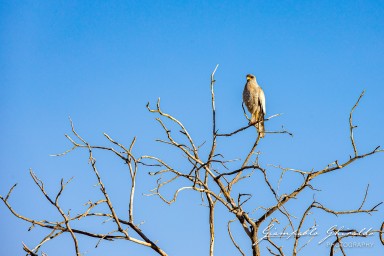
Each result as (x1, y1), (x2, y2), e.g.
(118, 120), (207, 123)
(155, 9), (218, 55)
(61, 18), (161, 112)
(252, 227), (260, 256)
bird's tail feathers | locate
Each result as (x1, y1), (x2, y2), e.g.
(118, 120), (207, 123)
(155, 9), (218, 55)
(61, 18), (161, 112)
(252, 116), (265, 138)
(257, 120), (265, 138)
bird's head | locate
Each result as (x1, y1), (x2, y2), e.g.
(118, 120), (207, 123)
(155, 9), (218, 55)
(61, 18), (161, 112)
(246, 74), (256, 81)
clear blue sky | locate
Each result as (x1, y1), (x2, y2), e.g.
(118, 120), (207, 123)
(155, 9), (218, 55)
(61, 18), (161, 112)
(1, 1), (383, 255)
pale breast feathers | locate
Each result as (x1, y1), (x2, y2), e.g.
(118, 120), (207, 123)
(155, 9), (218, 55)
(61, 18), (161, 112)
(243, 87), (255, 112)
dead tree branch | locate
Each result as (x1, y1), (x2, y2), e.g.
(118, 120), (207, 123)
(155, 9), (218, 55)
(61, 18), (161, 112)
(1, 122), (168, 256)
(1, 69), (382, 256)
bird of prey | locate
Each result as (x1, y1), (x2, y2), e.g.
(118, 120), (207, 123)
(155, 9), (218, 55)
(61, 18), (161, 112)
(243, 74), (266, 138)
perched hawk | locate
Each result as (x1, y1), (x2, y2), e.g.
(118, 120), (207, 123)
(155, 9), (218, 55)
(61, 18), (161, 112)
(243, 74), (266, 138)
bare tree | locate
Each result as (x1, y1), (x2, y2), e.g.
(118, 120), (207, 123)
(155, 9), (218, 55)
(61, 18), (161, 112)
(1, 66), (383, 255)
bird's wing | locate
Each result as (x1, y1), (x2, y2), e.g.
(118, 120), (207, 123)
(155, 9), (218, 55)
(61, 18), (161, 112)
(258, 87), (266, 115)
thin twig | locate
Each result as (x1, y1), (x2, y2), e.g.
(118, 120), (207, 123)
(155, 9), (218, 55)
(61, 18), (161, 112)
(228, 219), (246, 256)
